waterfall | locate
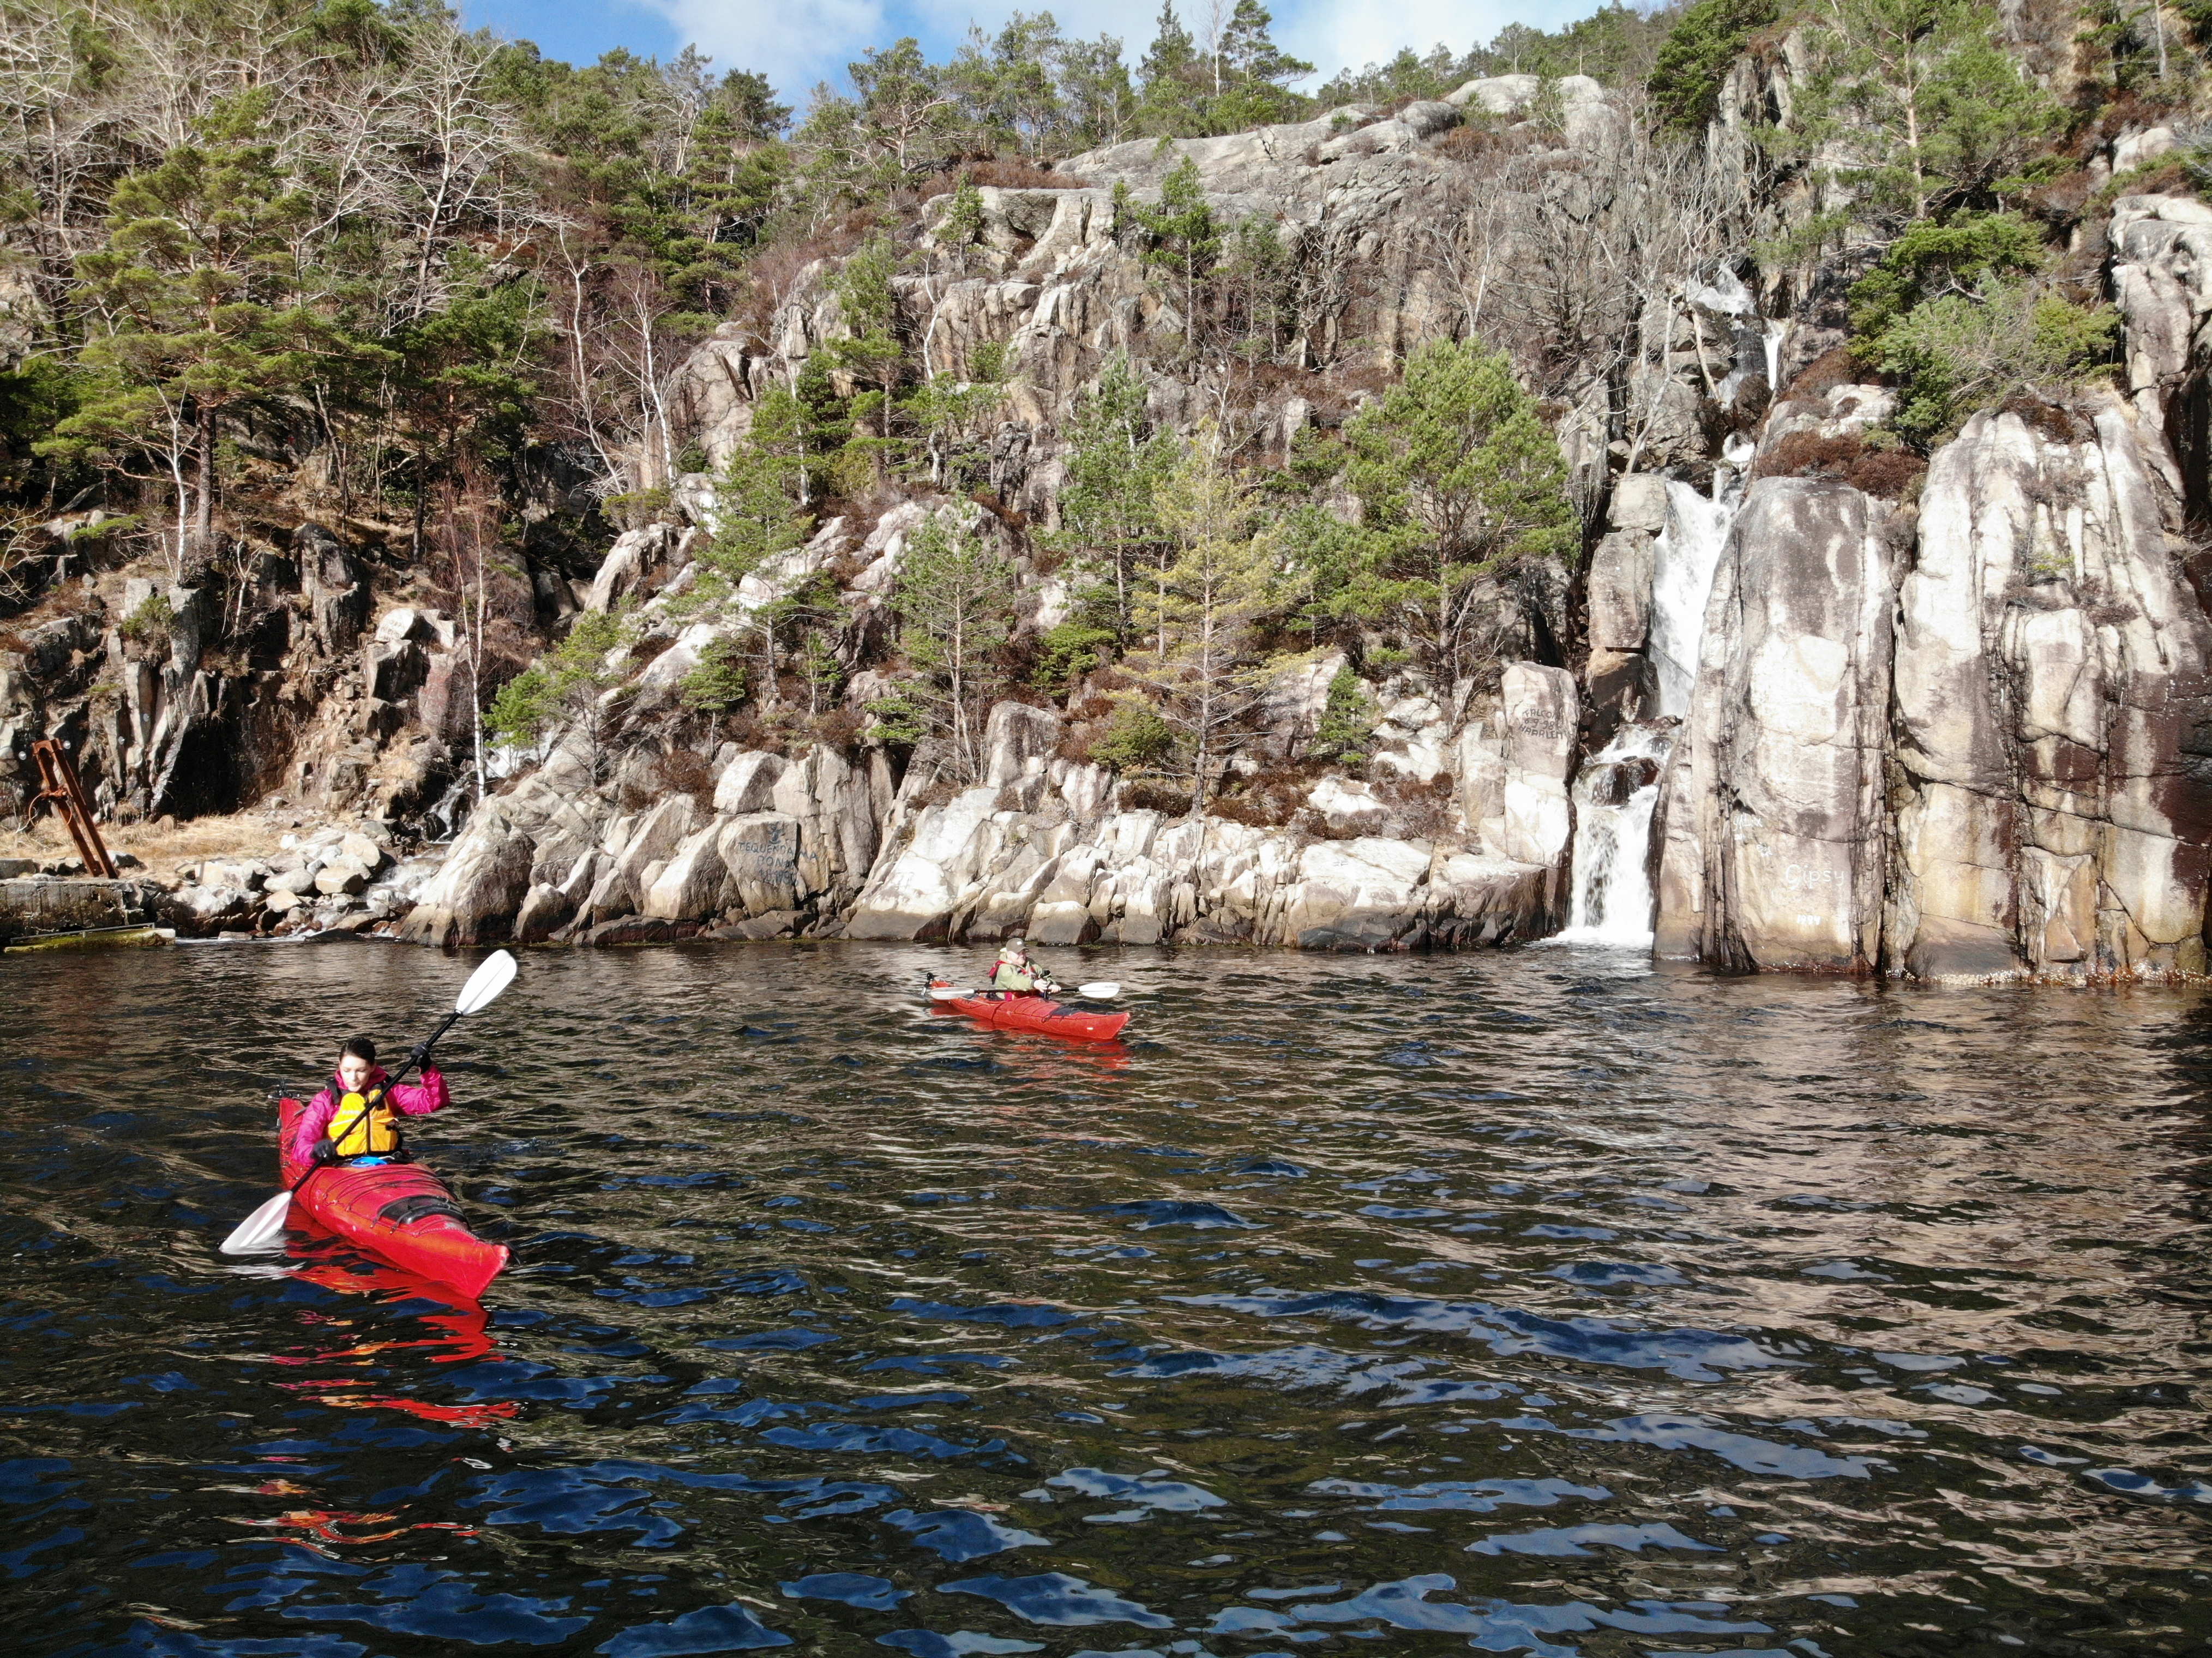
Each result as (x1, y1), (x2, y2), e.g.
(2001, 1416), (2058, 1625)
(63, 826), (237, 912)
(1553, 459), (1748, 947)
(1647, 468), (1740, 720)
(1553, 723), (1672, 945)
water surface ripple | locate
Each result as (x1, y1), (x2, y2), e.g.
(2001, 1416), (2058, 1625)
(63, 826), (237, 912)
(3, 941), (2208, 1655)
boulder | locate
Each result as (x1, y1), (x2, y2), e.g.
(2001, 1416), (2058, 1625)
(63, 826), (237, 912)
(641, 823), (728, 921)
(575, 916), (698, 947)
(713, 750), (786, 814)
(397, 812), (538, 947)
(1493, 662), (1577, 871)
(340, 832), (388, 873)
(770, 744), (886, 906)
(1397, 99), (1461, 140)
(1609, 473), (1670, 534)
(1586, 530), (1655, 652)
(596, 795), (699, 920)
(1281, 838), (1434, 950)
(1308, 775), (1388, 828)
(717, 909), (803, 940)
(514, 882), (574, 944)
(1428, 851), (1552, 947)
(845, 786), (1002, 940)
(586, 524), (677, 611)
(201, 860), (265, 893)
(314, 857), (370, 896)
(717, 812), (807, 917)
(171, 884), (256, 931)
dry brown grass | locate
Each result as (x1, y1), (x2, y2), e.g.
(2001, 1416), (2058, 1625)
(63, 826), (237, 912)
(1752, 429), (1928, 499)
(0, 808), (297, 882)
(1368, 769), (1459, 838)
(1776, 345), (1862, 406)
(728, 211), (886, 344)
(1118, 778), (1186, 815)
(921, 158), (1093, 199)
(1432, 123), (1536, 168)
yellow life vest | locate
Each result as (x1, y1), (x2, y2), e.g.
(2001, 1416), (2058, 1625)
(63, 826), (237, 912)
(326, 1081), (400, 1158)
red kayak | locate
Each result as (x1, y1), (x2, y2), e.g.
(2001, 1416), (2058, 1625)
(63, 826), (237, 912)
(929, 981), (1130, 1043)
(277, 1099), (509, 1299)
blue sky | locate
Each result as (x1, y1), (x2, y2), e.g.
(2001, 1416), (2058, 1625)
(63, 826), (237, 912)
(459, 1), (1608, 103)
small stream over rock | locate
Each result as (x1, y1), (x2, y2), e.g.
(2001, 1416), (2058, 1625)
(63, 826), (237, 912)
(1564, 472), (1743, 949)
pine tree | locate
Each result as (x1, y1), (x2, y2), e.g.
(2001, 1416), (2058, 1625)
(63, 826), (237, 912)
(1213, 0), (1312, 128)
(894, 516), (1019, 782)
(681, 637), (749, 740)
(1136, 2), (1205, 135)
(44, 89), (328, 573)
(489, 606), (632, 780)
(1788, 0), (2064, 228)
(1308, 666), (1374, 764)
(1053, 353), (1176, 645)
(1648, 0), (1780, 134)
(704, 386), (813, 586)
(1330, 339), (1578, 707)
(1133, 157), (1218, 349)
(822, 234), (906, 482)
(1129, 424), (1297, 812)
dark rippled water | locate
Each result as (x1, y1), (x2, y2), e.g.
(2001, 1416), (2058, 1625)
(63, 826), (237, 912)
(4, 940), (2210, 1656)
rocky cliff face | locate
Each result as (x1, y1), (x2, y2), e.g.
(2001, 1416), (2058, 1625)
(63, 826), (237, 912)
(32, 61), (2212, 986)
(2, 522), (484, 832)
(1654, 476), (1896, 974)
(1645, 183), (2212, 983)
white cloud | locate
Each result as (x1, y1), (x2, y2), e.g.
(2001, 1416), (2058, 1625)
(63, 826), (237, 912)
(1276, 0), (1598, 84)
(644, 0), (891, 97)
(645, 0), (1608, 105)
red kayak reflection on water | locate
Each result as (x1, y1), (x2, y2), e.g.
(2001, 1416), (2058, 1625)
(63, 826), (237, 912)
(265, 1244), (510, 1428)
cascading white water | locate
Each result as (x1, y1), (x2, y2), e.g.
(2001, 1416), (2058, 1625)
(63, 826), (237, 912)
(1647, 468), (1741, 720)
(1553, 456), (1749, 947)
(1552, 723), (1672, 945)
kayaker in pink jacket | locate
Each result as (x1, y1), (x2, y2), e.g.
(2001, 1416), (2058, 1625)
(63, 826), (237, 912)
(287, 1036), (450, 1167)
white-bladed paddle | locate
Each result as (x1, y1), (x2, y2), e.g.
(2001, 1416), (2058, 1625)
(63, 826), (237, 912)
(929, 980), (1122, 1000)
(220, 950), (519, 1256)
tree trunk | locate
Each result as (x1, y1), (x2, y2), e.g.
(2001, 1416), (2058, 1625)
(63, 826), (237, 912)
(193, 404), (216, 563)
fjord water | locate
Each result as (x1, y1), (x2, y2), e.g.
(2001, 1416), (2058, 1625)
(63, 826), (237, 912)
(4, 942), (2209, 1656)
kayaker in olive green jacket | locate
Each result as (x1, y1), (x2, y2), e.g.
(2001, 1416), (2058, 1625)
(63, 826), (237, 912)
(991, 937), (1061, 996)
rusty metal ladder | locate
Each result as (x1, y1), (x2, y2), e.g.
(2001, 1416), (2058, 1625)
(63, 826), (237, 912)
(27, 738), (117, 879)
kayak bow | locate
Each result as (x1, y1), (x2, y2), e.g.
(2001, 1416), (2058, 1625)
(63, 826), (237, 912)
(274, 1099), (509, 1297)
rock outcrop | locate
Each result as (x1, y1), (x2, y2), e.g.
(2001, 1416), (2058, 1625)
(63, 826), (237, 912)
(1888, 407), (2212, 979)
(1651, 399), (2212, 982)
(1654, 478), (1895, 972)
(31, 56), (2212, 988)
